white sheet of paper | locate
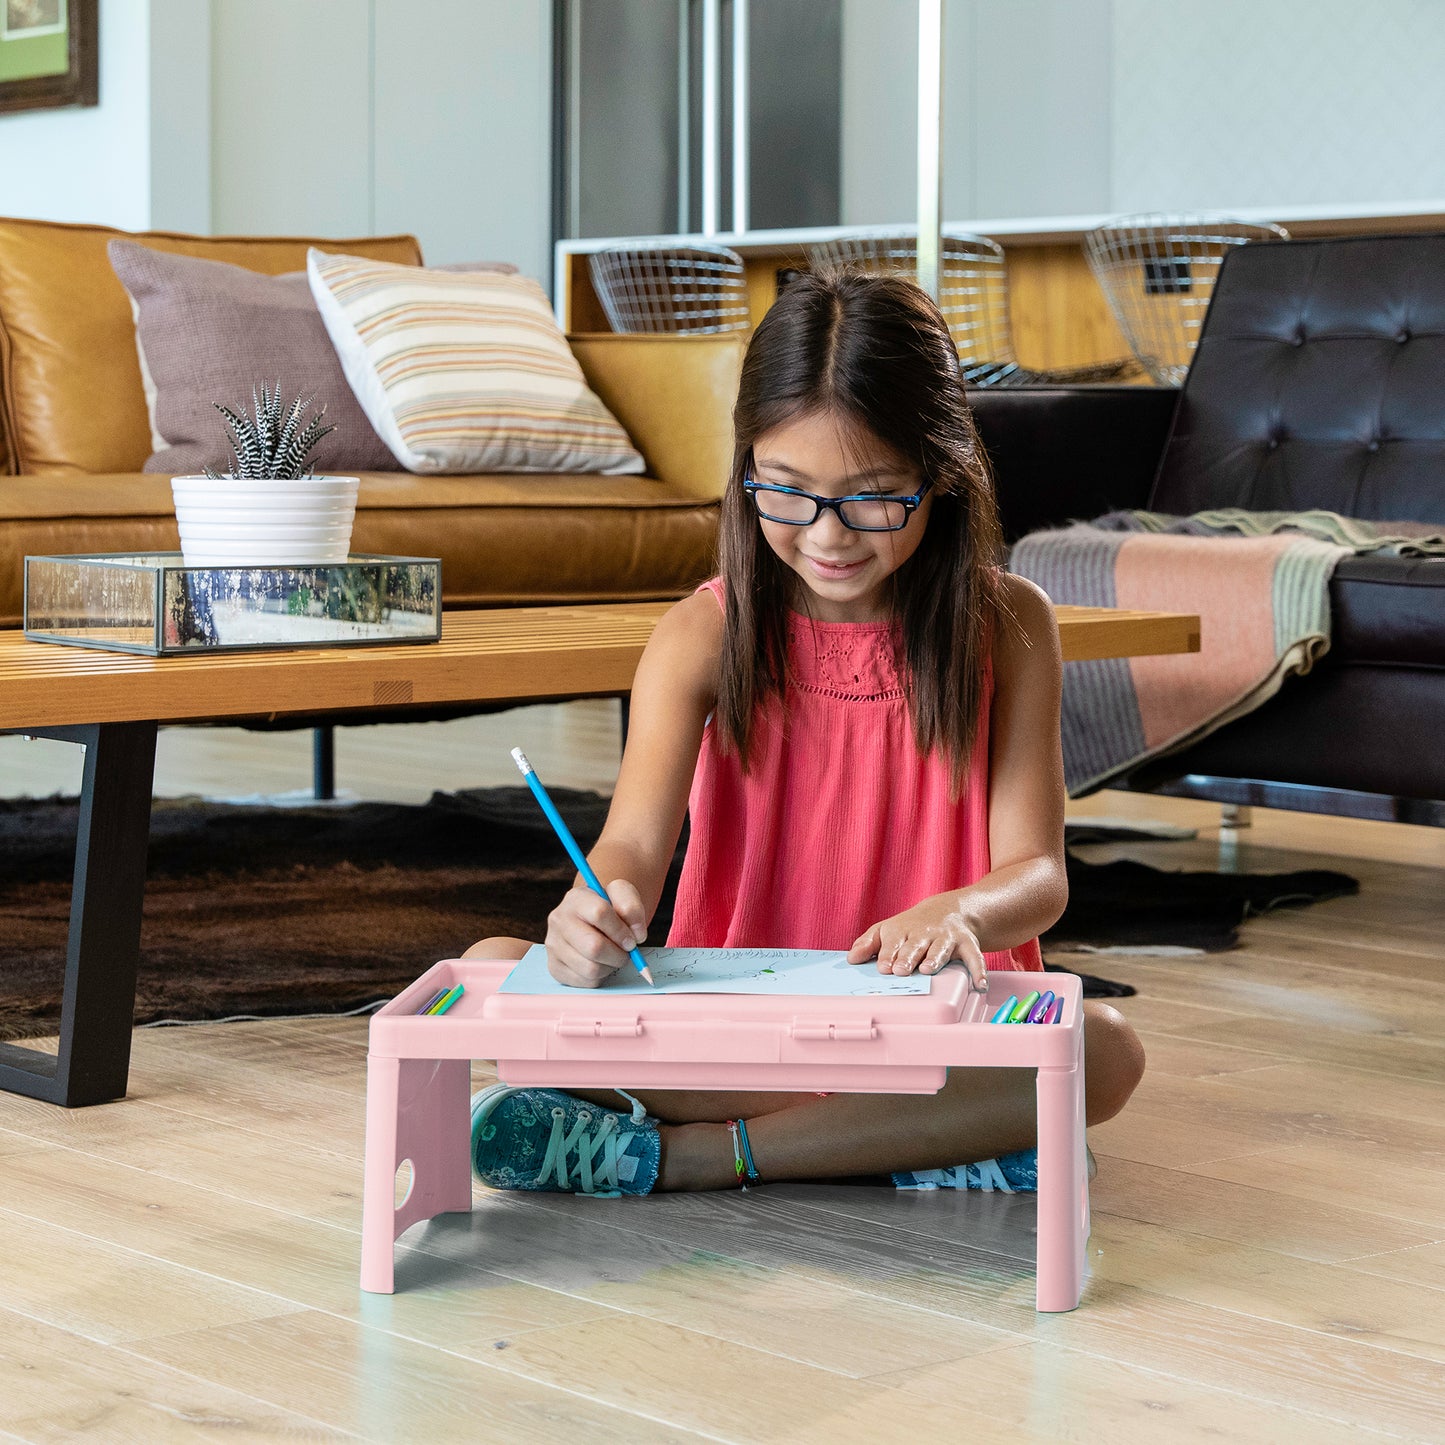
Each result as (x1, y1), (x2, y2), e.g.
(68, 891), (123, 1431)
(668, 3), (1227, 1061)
(498, 944), (933, 997)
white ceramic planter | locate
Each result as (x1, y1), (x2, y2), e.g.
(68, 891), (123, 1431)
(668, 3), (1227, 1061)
(170, 476), (360, 567)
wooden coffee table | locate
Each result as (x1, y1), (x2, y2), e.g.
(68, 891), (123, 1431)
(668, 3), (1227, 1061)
(0, 601), (1198, 1106)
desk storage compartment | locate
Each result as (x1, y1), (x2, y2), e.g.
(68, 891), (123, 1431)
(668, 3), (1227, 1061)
(371, 957), (1003, 1092)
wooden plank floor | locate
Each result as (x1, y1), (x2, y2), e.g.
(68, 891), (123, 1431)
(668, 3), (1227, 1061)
(0, 707), (1443, 1441)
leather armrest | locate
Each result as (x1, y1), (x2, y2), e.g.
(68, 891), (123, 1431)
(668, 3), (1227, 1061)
(968, 386), (1180, 542)
(570, 333), (745, 502)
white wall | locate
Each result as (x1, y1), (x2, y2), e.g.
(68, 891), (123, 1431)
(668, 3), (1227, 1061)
(0, 0), (553, 283)
(0, 0), (154, 229)
(210, 0), (553, 282)
(209, 0), (374, 238)
(373, 0), (552, 278)
(840, 0), (915, 225)
(971, 0), (1110, 218)
(149, 0), (212, 232)
(843, 0), (1445, 228)
(1111, 0), (1445, 213)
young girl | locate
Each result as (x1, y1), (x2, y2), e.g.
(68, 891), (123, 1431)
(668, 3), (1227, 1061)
(465, 269), (1145, 1196)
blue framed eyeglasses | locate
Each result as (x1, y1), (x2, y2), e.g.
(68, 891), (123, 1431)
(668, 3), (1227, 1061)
(742, 476), (933, 532)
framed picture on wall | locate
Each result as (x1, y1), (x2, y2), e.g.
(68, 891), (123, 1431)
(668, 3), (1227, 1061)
(0, 0), (96, 116)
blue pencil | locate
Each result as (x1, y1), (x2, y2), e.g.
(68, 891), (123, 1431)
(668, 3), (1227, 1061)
(511, 748), (655, 986)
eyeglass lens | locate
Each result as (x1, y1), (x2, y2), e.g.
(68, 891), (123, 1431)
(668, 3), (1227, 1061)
(751, 489), (911, 530)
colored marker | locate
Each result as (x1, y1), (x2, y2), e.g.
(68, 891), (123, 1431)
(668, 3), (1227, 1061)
(991, 995), (1019, 1024)
(416, 986), (449, 1016)
(430, 984), (465, 1016)
(1026, 990), (1056, 1024)
(1045, 997), (1063, 1024)
(1009, 990), (1041, 1023)
(426, 984), (464, 1015)
(512, 747), (655, 986)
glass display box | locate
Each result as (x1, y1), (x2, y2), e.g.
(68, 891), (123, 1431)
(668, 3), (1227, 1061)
(24, 553), (442, 655)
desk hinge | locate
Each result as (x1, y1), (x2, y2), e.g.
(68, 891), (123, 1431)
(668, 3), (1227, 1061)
(555, 1017), (643, 1039)
(789, 1018), (878, 1042)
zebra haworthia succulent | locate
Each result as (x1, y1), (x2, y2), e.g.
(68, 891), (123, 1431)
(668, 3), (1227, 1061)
(204, 382), (337, 481)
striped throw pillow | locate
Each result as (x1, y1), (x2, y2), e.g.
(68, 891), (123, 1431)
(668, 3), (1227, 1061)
(307, 250), (644, 476)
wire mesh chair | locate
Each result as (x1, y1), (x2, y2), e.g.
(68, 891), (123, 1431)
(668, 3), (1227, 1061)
(806, 230), (1137, 387)
(588, 244), (752, 334)
(1084, 214), (1291, 385)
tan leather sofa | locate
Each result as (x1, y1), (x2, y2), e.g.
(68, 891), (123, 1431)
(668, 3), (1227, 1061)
(0, 216), (745, 629)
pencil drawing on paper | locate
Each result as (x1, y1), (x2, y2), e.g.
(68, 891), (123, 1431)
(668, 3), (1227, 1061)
(499, 945), (935, 997)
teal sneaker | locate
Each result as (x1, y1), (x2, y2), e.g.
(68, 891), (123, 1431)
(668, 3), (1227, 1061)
(893, 1148), (1039, 1192)
(470, 1084), (660, 1197)
(893, 1147), (1097, 1192)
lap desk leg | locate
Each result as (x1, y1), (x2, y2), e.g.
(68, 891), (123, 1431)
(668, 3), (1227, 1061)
(361, 960), (1088, 1310)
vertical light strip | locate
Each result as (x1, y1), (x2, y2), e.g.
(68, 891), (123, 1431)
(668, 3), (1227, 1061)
(678, 0), (692, 232)
(567, 0), (583, 237)
(701, 0), (720, 236)
(917, 0), (944, 301)
(731, 0), (749, 236)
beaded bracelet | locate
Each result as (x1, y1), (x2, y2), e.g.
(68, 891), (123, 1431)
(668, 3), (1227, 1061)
(726, 1118), (761, 1189)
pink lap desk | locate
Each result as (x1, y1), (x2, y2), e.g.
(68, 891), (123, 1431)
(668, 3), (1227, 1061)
(360, 960), (1089, 1311)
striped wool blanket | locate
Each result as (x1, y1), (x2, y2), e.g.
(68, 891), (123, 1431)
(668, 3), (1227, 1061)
(1009, 509), (1445, 796)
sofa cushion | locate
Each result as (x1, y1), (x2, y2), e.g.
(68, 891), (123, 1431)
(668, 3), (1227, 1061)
(0, 471), (719, 627)
(0, 216), (422, 477)
(1329, 553), (1445, 667)
(308, 250), (645, 476)
(107, 241), (399, 476)
(1151, 234), (1445, 525)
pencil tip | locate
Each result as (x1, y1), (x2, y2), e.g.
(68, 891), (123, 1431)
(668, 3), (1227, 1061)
(641, 967), (656, 987)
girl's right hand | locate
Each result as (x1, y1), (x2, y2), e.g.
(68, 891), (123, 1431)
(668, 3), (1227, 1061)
(544, 879), (649, 988)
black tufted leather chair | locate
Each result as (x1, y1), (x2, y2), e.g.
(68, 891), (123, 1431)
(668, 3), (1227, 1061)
(971, 233), (1445, 825)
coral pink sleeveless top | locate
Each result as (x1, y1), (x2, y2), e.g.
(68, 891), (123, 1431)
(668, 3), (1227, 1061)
(667, 579), (1043, 973)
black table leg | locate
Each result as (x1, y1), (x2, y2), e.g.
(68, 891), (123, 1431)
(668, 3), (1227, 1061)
(313, 724), (336, 800)
(0, 721), (157, 1106)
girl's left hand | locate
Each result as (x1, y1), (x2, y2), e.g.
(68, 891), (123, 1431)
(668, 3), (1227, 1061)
(847, 903), (988, 991)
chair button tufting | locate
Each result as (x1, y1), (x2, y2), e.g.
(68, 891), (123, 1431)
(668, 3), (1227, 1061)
(1267, 438), (1280, 450)
(1291, 333), (1305, 347)
(1368, 440), (1381, 453)
(1397, 330), (1411, 343)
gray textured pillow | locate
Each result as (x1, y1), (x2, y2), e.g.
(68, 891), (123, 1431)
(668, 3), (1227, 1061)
(107, 241), (517, 476)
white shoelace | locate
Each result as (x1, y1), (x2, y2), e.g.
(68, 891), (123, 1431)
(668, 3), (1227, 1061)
(537, 1090), (648, 1195)
(899, 1159), (1016, 1192)
(956, 1158), (1014, 1192)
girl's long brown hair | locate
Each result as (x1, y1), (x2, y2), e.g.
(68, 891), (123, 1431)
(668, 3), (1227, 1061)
(715, 268), (1007, 797)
